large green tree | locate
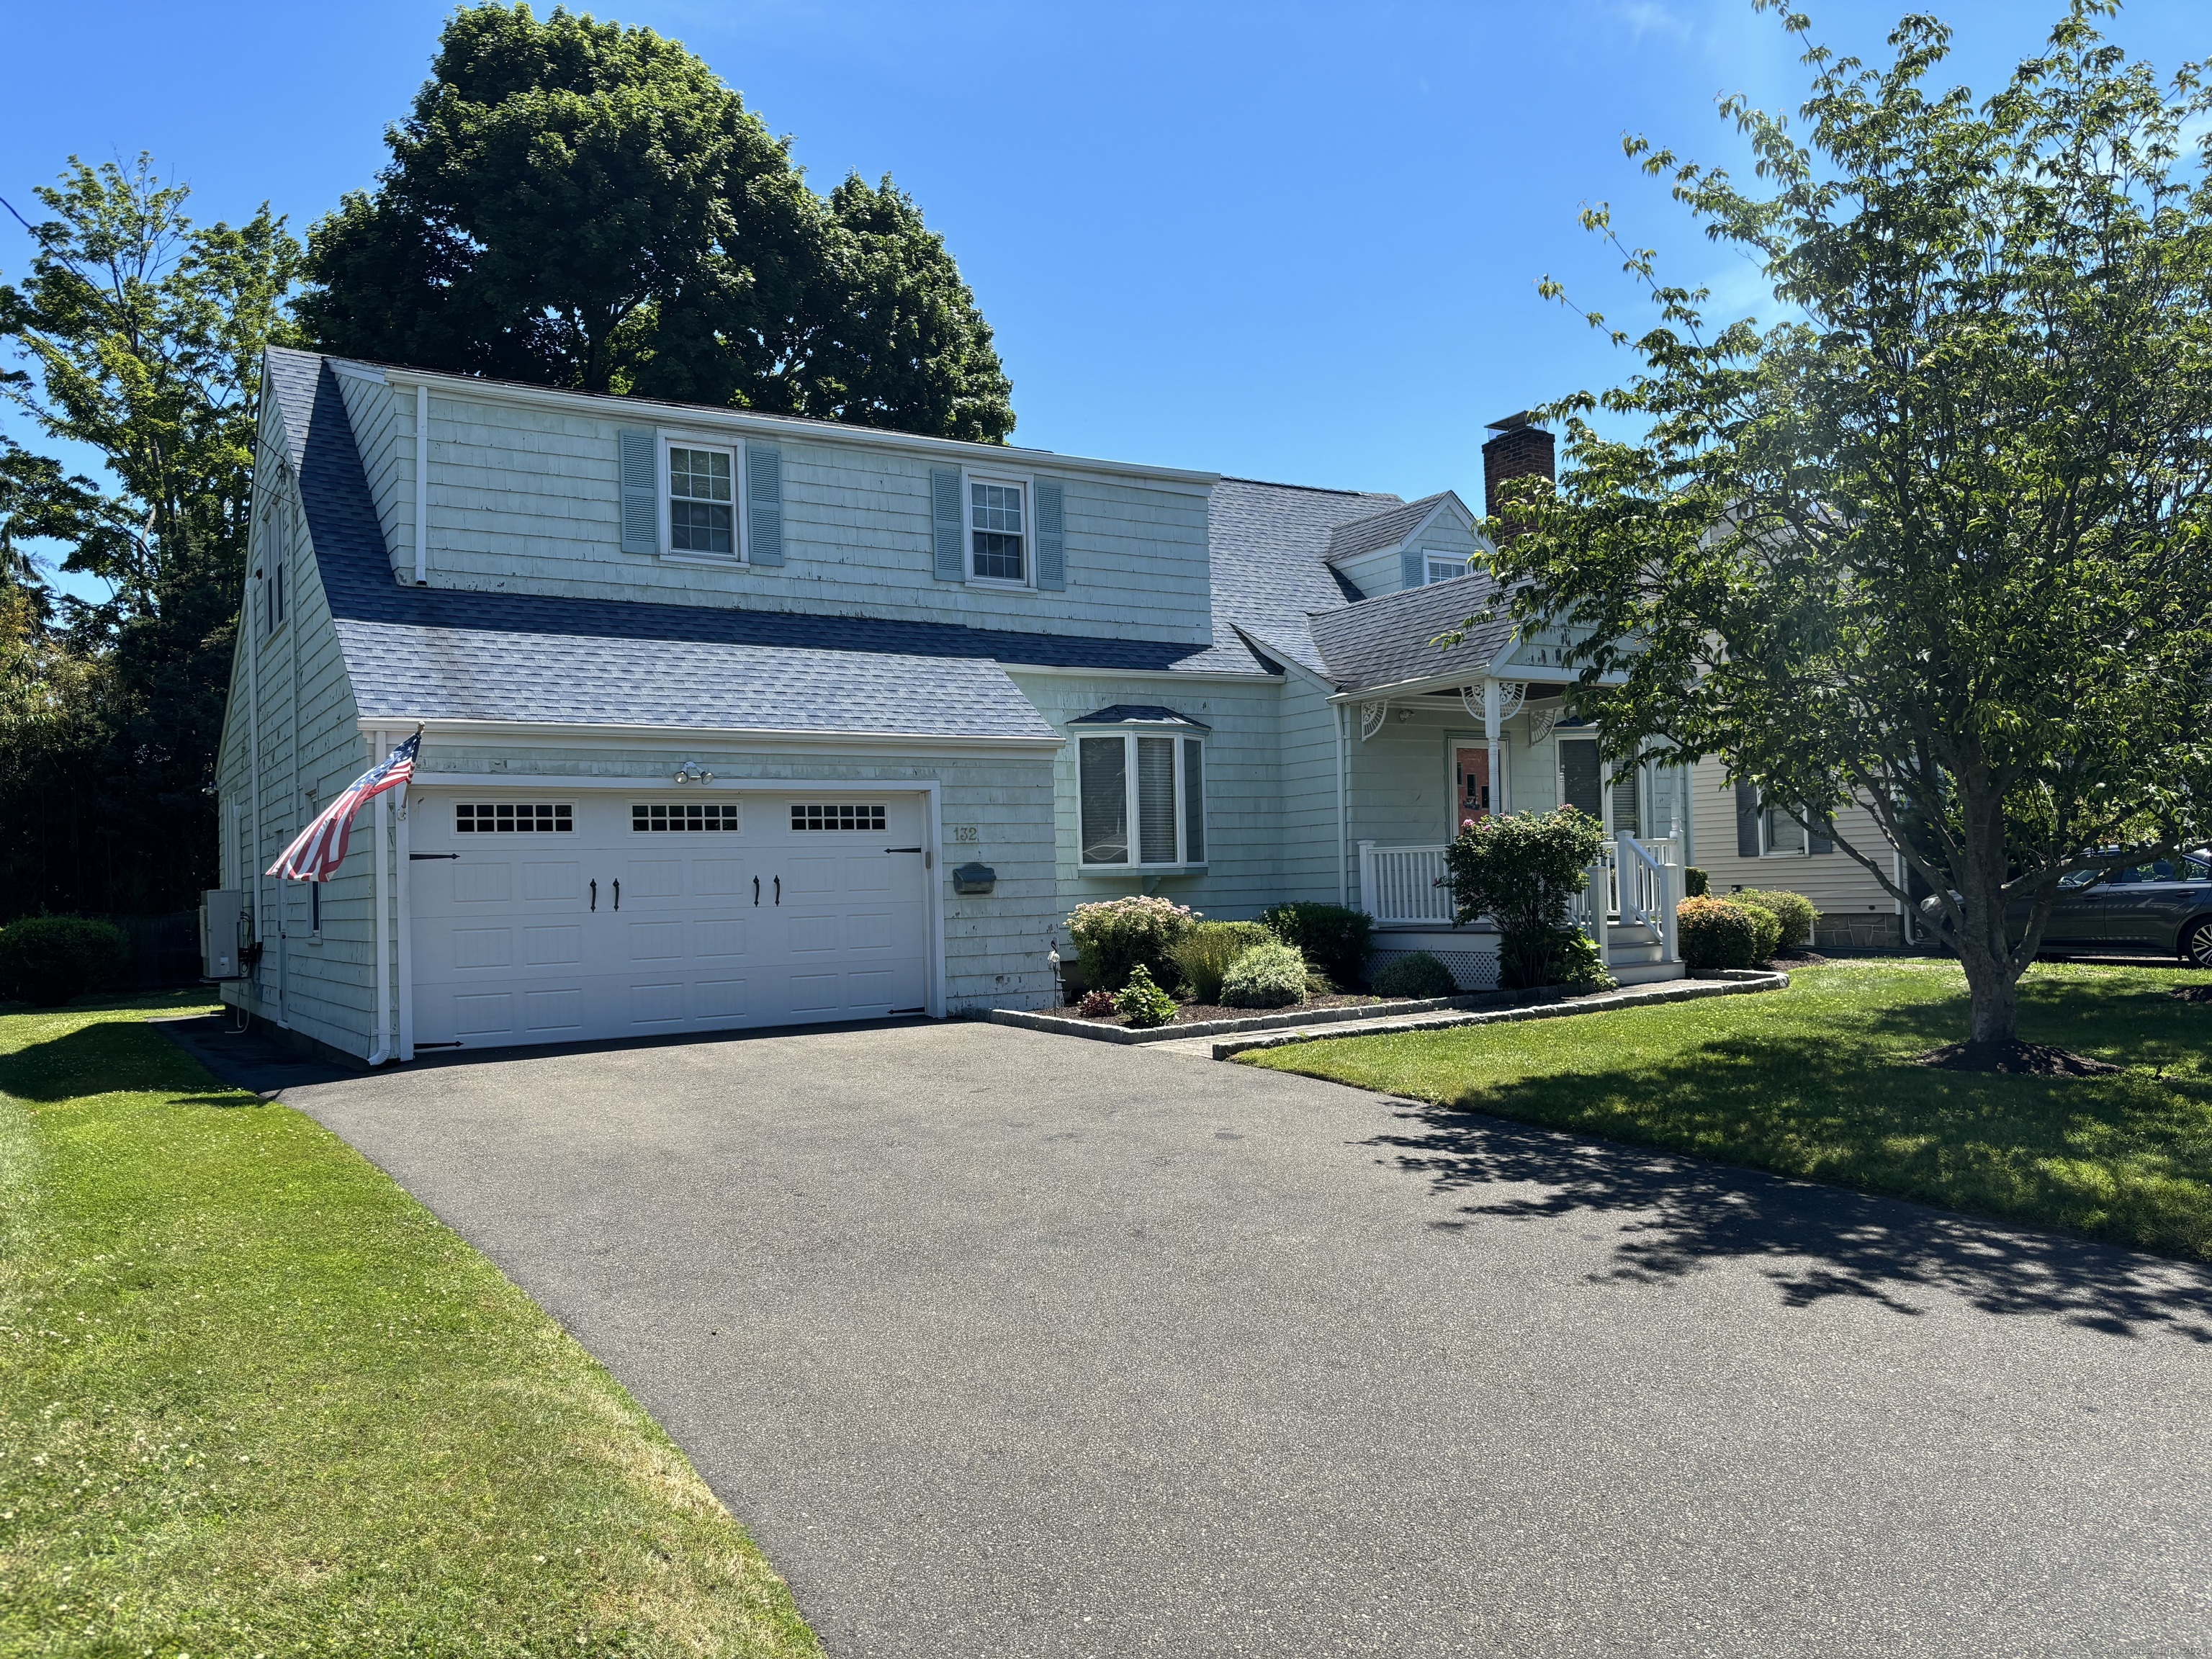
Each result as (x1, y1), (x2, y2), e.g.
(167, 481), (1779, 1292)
(297, 3), (1014, 441)
(0, 156), (300, 918)
(1481, 1), (2212, 1056)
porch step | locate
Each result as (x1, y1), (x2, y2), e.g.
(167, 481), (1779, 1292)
(1609, 960), (1689, 986)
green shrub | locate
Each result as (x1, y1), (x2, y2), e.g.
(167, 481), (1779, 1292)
(1220, 939), (1309, 1008)
(1065, 896), (1197, 994)
(0, 914), (130, 1007)
(1113, 963), (1178, 1028)
(1169, 920), (1276, 1004)
(1442, 808), (1609, 989)
(1370, 952), (1457, 999)
(1734, 888), (1816, 950)
(1683, 866), (1710, 898)
(1547, 928), (1617, 994)
(1733, 898), (1784, 962)
(1677, 896), (1759, 970)
(1258, 903), (1374, 989)
(1076, 989), (1117, 1018)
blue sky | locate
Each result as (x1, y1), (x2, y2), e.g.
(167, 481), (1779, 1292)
(5, 0), (2208, 603)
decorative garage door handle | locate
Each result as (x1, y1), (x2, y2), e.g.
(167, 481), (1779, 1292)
(752, 876), (760, 906)
(613, 879), (621, 911)
(590, 878), (597, 912)
(774, 876), (781, 905)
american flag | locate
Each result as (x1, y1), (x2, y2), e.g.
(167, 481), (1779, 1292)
(268, 729), (421, 882)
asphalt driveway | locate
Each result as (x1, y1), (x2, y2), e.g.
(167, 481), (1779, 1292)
(284, 1020), (2212, 1658)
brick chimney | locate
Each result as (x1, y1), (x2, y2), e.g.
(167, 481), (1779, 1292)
(1482, 412), (1555, 528)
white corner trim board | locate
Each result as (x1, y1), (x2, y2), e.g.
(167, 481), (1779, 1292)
(413, 383), (428, 585)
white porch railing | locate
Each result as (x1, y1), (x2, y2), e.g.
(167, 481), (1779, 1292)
(1360, 832), (1683, 966)
(1568, 834), (1681, 966)
(1358, 840), (1455, 926)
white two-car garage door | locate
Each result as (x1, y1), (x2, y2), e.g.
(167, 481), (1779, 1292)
(409, 791), (930, 1049)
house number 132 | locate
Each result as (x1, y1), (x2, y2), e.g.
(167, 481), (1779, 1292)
(950, 825), (979, 843)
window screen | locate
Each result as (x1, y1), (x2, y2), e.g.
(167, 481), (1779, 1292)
(1079, 737), (1128, 865)
(632, 802), (740, 832)
(1137, 737), (1178, 864)
(1763, 804), (1807, 855)
(791, 803), (886, 832)
(455, 803), (573, 832)
(669, 445), (736, 555)
(970, 480), (1025, 581)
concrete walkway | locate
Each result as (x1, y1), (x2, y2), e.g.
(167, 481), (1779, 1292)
(274, 1020), (2212, 1658)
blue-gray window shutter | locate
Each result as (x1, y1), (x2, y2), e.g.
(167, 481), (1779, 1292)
(619, 428), (657, 554)
(1035, 478), (1066, 591)
(1735, 781), (1761, 858)
(1809, 814), (1834, 855)
(746, 442), (783, 566)
(930, 467), (964, 580)
(1401, 546), (1426, 590)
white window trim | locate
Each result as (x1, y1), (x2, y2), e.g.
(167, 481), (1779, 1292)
(1424, 550), (1470, 585)
(962, 467), (1035, 591)
(1076, 725), (1207, 873)
(660, 430), (747, 565)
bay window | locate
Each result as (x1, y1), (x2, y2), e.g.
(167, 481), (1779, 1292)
(1078, 729), (1206, 868)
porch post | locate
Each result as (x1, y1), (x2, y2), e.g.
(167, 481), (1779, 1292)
(1482, 680), (1505, 817)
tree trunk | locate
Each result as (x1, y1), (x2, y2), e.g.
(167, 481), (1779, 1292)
(1950, 768), (2022, 1049)
(1956, 938), (2020, 1046)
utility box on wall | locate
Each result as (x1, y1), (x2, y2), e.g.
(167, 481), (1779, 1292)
(200, 889), (246, 980)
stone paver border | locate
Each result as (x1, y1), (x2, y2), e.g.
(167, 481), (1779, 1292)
(1198, 968), (1791, 1059)
(988, 992), (1488, 1046)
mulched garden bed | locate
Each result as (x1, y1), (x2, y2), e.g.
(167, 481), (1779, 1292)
(1912, 1039), (2120, 1076)
(1066, 994), (1382, 1030)
(1771, 948), (1831, 967)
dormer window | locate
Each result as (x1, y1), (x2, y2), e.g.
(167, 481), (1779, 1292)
(668, 444), (737, 557)
(1424, 552), (1467, 585)
(969, 477), (1028, 583)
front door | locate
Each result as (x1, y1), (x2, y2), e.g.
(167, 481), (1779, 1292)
(1453, 745), (1490, 828)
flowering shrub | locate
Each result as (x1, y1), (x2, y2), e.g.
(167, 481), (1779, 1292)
(1114, 963), (1179, 1028)
(1076, 989), (1118, 1018)
(1442, 809), (1608, 989)
(1066, 895), (1197, 994)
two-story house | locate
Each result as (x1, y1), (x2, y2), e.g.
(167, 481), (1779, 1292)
(215, 347), (1903, 1063)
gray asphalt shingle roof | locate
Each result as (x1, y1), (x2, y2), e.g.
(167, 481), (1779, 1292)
(1199, 477), (1407, 675)
(1305, 572), (1511, 692)
(1066, 703), (1212, 729)
(265, 347), (1498, 719)
(1323, 492), (1457, 562)
(338, 620), (1055, 738)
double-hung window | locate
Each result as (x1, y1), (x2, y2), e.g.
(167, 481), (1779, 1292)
(1078, 727), (1205, 869)
(1761, 798), (1807, 856)
(1424, 552), (1467, 585)
(667, 441), (738, 558)
(968, 476), (1028, 584)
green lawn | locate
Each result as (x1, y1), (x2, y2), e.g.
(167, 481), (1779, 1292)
(0, 994), (820, 1658)
(1246, 961), (2212, 1261)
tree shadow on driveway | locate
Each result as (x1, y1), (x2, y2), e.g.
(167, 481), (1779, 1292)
(1372, 1101), (2212, 1343)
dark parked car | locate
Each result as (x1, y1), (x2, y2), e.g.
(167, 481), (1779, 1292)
(1920, 853), (2212, 964)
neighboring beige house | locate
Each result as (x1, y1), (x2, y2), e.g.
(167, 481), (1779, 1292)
(1685, 772), (1908, 950)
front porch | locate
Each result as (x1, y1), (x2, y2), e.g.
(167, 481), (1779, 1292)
(1360, 835), (1687, 990)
